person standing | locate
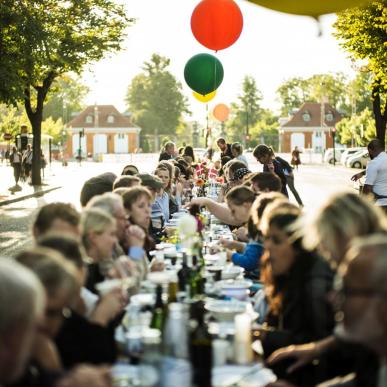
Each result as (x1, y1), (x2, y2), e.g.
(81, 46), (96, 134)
(231, 142), (248, 167)
(159, 142), (176, 161)
(216, 137), (233, 159)
(22, 144), (33, 180)
(351, 139), (387, 214)
(291, 146), (301, 171)
(9, 146), (22, 189)
(253, 144), (289, 198)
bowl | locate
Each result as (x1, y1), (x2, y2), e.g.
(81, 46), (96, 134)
(216, 279), (253, 300)
(205, 300), (248, 321)
(221, 266), (244, 280)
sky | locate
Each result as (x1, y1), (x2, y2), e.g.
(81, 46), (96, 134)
(81, 0), (356, 125)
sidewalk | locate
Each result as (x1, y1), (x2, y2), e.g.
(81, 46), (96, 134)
(0, 162), (62, 206)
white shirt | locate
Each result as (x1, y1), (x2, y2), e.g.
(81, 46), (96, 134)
(365, 151), (387, 206)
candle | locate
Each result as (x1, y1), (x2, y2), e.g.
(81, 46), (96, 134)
(234, 313), (253, 364)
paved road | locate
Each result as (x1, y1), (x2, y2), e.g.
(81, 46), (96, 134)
(0, 154), (360, 257)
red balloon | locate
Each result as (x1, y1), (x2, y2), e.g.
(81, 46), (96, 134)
(191, 0), (243, 51)
(213, 104), (230, 122)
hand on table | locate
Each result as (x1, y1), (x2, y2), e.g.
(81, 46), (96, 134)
(57, 365), (112, 387)
(150, 259), (165, 272)
(267, 342), (318, 374)
(219, 238), (235, 249)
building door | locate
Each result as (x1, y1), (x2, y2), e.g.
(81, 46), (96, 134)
(114, 134), (128, 154)
(312, 131), (326, 153)
(93, 134), (107, 156)
(290, 133), (305, 151)
(72, 134), (87, 157)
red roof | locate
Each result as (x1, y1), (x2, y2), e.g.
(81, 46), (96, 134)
(66, 105), (135, 128)
(282, 102), (342, 128)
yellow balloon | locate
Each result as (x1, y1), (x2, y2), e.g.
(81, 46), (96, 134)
(247, 0), (370, 17)
(192, 90), (217, 103)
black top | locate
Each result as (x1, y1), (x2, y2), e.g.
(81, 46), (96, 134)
(159, 152), (173, 161)
(55, 309), (117, 368)
(263, 157), (289, 197)
(220, 143), (233, 159)
(262, 253), (335, 386)
(85, 263), (105, 294)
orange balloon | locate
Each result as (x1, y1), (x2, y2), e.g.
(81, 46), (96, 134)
(191, 0), (243, 51)
(213, 103), (230, 122)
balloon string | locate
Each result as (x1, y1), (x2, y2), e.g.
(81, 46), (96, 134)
(314, 16), (323, 37)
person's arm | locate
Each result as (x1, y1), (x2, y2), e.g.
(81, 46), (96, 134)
(188, 197), (241, 225)
(267, 335), (337, 374)
(230, 242), (263, 271)
(351, 170), (366, 181)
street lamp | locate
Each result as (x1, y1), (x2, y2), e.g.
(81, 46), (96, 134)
(332, 127), (337, 166)
(78, 128), (84, 165)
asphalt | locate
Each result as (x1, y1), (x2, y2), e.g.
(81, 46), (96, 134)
(0, 162), (62, 206)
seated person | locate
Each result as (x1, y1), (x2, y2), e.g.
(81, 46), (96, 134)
(33, 203), (80, 240)
(38, 235), (125, 368)
(259, 202), (334, 386)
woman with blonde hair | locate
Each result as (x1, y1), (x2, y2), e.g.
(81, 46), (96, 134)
(267, 192), (387, 386)
(304, 191), (387, 267)
(81, 208), (117, 293)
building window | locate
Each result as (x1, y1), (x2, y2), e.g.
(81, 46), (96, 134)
(117, 133), (125, 139)
(107, 114), (115, 123)
(302, 111), (311, 122)
(325, 112), (334, 122)
(85, 115), (93, 124)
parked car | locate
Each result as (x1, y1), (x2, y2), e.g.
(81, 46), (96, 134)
(324, 148), (345, 164)
(340, 147), (366, 165)
(346, 149), (369, 168)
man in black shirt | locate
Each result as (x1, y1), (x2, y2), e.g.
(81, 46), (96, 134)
(216, 137), (233, 159)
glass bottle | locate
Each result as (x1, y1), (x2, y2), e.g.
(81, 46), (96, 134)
(189, 301), (212, 387)
(150, 284), (166, 331)
(178, 252), (191, 293)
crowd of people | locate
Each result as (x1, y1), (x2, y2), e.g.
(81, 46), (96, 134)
(1, 137), (387, 387)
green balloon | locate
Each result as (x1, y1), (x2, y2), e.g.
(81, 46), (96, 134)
(184, 53), (224, 95)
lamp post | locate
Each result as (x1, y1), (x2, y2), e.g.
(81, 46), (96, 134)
(332, 127), (337, 166)
(78, 128), (84, 165)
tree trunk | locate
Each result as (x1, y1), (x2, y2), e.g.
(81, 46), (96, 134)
(372, 82), (387, 149)
(24, 73), (55, 185)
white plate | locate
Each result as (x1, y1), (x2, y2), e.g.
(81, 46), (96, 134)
(130, 293), (155, 306)
(212, 365), (276, 387)
(216, 279), (253, 290)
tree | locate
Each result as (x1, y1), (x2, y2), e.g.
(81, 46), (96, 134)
(336, 108), (376, 146)
(226, 75), (262, 143)
(0, 0), (133, 185)
(126, 54), (190, 150)
(276, 73), (349, 116)
(0, 104), (29, 137)
(276, 77), (311, 116)
(248, 109), (279, 150)
(334, 1), (387, 146)
(43, 75), (89, 123)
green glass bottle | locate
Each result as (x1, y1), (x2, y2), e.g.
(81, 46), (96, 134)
(189, 300), (212, 387)
(150, 284), (166, 331)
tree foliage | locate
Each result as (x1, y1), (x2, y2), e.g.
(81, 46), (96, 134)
(276, 73), (353, 116)
(126, 54), (190, 142)
(226, 75), (262, 143)
(336, 108), (376, 146)
(43, 75), (89, 123)
(0, 0), (133, 184)
(334, 1), (387, 145)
